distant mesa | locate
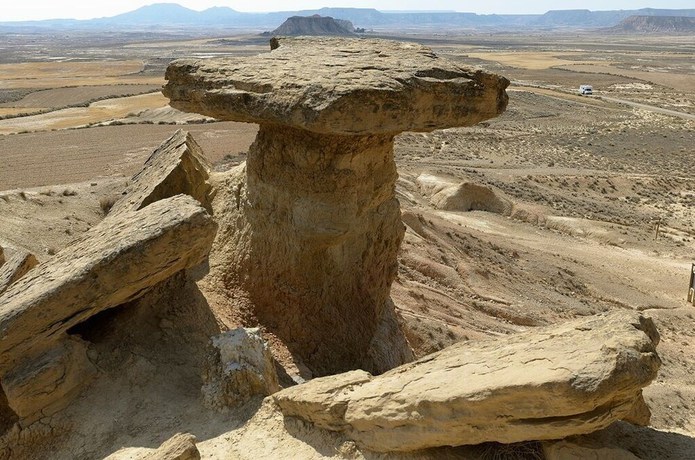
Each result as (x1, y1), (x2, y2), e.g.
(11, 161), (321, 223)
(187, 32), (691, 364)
(607, 15), (695, 34)
(268, 15), (358, 36)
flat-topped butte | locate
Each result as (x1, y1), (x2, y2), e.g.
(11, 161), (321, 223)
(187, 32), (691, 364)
(164, 37), (509, 135)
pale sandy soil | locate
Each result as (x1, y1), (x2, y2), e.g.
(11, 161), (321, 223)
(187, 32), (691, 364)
(0, 60), (163, 90)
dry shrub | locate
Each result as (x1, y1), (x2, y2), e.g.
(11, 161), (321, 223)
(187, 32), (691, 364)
(99, 195), (120, 215)
(474, 441), (545, 460)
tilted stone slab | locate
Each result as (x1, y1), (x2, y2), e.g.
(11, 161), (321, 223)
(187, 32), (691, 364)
(0, 247), (38, 297)
(109, 129), (215, 216)
(0, 194), (218, 369)
(273, 311), (661, 452)
(164, 37), (509, 135)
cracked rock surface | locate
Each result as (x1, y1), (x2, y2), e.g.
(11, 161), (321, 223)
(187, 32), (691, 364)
(273, 310), (661, 452)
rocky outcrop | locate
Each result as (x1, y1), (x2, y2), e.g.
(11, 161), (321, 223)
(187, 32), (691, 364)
(164, 37), (509, 376)
(272, 310), (660, 452)
(142, 433), (201, 460)
(416, 173), (513, 214)
(608, 15), (695, 34)
(109, 129), (214, 216)
(270, 15), (356, 36)
(202, 328), (280, 409)
(0, 246), (38, 296)
(0, 195), (217, 422)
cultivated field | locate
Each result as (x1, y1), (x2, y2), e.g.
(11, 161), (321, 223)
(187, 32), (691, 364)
(0, 27), (694, 458)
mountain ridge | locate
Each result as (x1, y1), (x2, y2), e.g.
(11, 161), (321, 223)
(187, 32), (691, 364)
(607, 15), (695, 33)
(2, 3), (695, 30)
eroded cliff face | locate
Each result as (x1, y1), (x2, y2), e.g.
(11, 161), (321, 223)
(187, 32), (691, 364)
(164, 37), (510, 376)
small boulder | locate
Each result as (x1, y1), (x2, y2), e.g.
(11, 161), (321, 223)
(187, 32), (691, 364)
(416, 173), (513, 214)
(202, 328), (280, 409)
(143, 433), (201, 460)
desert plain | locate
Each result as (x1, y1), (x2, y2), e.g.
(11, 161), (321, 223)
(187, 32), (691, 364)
(0, 26), (694, 459)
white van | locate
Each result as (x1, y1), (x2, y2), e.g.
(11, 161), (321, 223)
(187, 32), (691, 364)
(579, 85), (593, 95)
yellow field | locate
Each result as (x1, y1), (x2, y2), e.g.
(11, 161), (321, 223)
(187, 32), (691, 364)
(0, 107), (46, 117)
(466, 51), (594, 70)
(0, 92), (168, 134)
(0, 60), (164, 89)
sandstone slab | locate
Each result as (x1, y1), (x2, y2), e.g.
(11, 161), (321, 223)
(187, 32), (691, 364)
(0, 195), (217, 364)
(143, 433), (201, 460)
(164, 37), (509, 135)
(109, 129), (214, 216)
(0, 195), (217, 421)
(273, 311), (661, 452)
(0, 247), (38, 297)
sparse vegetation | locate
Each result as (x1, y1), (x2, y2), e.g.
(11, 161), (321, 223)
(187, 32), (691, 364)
(99, 195), (119, 214)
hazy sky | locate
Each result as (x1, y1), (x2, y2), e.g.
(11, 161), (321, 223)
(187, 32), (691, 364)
(2, 1), (693, 21)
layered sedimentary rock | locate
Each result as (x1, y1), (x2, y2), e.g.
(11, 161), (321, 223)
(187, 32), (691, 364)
(164, 37), (509, 375)
(109, 129), (214, 216)
(270, 15), (356, 36)
(273, 311), (661, 452)
(202, 328), (280, 409)
(0, 247), (38, 296)
(0, 195), (217, 422)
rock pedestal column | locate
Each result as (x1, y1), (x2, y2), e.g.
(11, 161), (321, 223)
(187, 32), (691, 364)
(164, 37), (509, 375)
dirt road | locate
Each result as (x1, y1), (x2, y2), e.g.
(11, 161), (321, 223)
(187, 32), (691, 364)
(511, 85), (695, 121)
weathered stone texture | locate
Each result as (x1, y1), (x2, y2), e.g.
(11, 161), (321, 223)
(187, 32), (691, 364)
(164, 37), (509, 376)
(416, 173), (513, 215)
(0, 247), (38, 297)
(164, 37), (508, 135)
(109, 129), (214, 216)
(273, 311), (660, 452)
(142, 433), (201, 460)
(0, 195), (217, 420)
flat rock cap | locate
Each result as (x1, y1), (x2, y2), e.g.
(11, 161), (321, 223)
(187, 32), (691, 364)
(164, 37), (509, 135)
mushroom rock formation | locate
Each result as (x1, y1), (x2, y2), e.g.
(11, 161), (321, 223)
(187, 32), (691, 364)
(164, 37), (509, 376)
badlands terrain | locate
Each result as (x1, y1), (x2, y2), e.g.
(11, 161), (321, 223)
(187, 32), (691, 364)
(0, 27), (694, 459)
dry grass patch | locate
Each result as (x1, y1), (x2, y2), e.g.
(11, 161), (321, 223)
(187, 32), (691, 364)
(0, 60), (163, 90)
(466, 51), (594, 70)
